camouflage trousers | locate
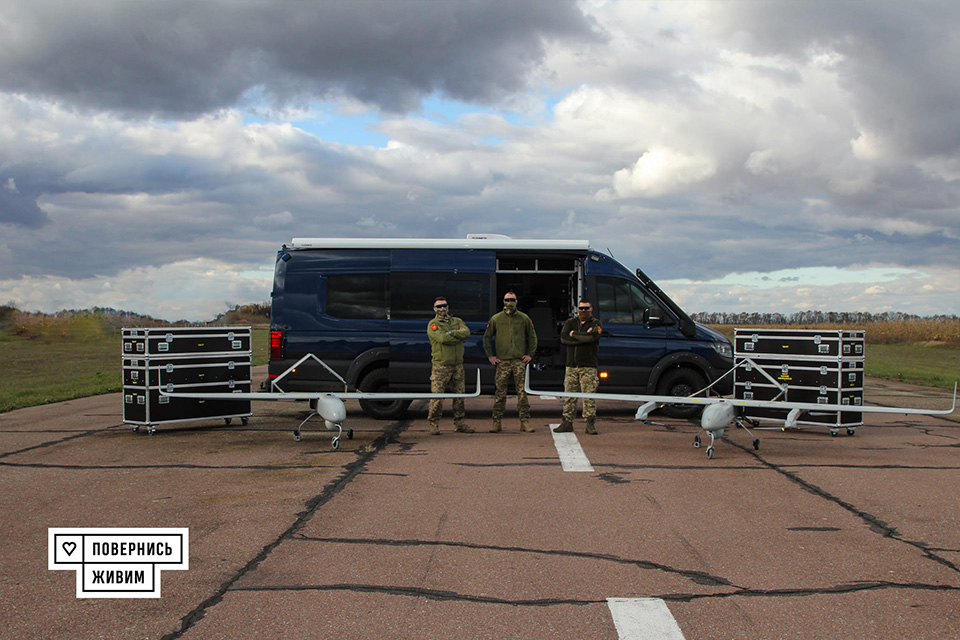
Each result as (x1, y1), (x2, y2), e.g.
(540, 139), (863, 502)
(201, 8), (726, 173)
(492, 359), (530, 422)
(562, 366), (599, 422)
(428, 363), (466, 426)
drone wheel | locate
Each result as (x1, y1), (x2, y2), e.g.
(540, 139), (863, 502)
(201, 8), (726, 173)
(348, 429), (354, 440)
(293, 432), (302, 442)
(753, 439), (760, 450)
(332, 436), (341, 450)
(693, 435), (701, 448)
(706, 446), (714, 459)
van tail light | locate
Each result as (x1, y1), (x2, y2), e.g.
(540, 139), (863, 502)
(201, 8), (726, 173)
(270, 330), (283, 361)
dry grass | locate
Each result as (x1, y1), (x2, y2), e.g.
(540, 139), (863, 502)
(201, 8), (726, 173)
(710, 319), (960, 346)
(708, 320), (960, 389)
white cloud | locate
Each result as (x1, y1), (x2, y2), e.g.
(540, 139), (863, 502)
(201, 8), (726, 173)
(1, 0), (960, 318)
(612, 147), (717, 198)
(253, 210), (294, 229)
(662, 265), (960, 316)
(0, 258), (273, 321)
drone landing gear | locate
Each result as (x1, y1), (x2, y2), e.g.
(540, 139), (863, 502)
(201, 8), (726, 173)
(693, 417), (760, 459)
(293, 412), (354, 449)
(740, 417), (761, 451)
(692, 432), (718, 459)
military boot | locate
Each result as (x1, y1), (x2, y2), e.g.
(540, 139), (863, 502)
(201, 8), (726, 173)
(429, 423), (440, 436)
(554, 420), (574, 433)
(490, 420), (501, 433)
(585, 417), (598, 435)
(455, 423), (475, 433)
(520, 421), (535, 433)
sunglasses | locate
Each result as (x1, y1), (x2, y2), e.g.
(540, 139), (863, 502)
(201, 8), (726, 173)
(578, 306), (591, 310)
(434, 303), (448, 308)
(504, 298), (517, 302)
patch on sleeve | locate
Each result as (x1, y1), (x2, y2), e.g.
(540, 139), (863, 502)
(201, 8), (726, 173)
(430, 323), (438, 331)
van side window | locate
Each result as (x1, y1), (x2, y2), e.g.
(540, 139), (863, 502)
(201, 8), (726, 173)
(392, 273), (488, 321)
(327, 274), (389, 319)
(596, 277), (655, 324)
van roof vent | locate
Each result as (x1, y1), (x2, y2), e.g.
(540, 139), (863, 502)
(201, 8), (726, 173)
(466, 233), (512, 240)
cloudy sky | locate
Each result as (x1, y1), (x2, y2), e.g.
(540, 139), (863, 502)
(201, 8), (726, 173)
(1, 0), (959, 321)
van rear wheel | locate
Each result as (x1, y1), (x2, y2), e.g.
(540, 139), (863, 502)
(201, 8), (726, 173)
(358, 369), (412, 420)
(657, 368), (706, 419)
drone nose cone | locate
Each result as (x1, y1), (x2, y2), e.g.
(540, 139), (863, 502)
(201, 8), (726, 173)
(702, 402), (736, 431)
(316, 396), (347, 423)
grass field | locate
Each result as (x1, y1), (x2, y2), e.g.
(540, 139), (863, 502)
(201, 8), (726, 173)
(1, 317), (958, 413)
(861, 343), (960, 388)
(0, 323), (270, 413)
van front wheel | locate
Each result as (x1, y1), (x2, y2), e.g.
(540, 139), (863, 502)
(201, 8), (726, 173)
(657, 368), (706, 419)
(358, 369), (412, 420)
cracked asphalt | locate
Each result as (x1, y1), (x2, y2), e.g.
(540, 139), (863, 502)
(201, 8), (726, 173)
(2, 367), (959, 639)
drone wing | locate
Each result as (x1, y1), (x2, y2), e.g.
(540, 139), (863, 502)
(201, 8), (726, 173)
(524, 366), (956, 417)
(159, 369), (482, 401)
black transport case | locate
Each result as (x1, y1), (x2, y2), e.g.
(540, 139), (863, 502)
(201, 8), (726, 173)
(122, 327), (252, 434)
(734, 329), (865, 435)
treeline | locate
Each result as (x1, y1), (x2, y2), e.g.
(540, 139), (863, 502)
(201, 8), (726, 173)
(3, 306), (186, 332)
(1, 303), (272, 339)
(211, 303), (271, 325)
(690, 310), (959, 325)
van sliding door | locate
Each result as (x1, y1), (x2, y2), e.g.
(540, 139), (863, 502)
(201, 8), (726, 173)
(388, 250), (495, 392)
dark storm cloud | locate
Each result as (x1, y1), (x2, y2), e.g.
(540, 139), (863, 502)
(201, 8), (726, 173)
(0, 174), (48, 227)
(0, 0), (599, 116)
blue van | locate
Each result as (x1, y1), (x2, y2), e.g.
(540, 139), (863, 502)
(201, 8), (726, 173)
(267, 236), (733, 418)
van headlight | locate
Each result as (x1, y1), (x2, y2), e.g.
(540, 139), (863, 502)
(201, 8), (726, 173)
(712, 342), (733, 359)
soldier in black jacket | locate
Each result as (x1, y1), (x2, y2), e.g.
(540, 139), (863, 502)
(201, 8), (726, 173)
(554, 300), (603, 434)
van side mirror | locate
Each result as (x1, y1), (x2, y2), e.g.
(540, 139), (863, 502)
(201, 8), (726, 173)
(644, 306), (666, 325)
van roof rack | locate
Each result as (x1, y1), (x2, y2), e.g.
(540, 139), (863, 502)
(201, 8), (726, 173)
(289, 237), (591, 251)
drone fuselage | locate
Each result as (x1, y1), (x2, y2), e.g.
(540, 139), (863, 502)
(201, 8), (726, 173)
(701, 401), (736, 435)
(310, 396), (347, 430)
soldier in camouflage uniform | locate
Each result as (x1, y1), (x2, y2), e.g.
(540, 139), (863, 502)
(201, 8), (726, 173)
(483, 291), (538, 433)
(554, 300), (603, 435)
(427, 297), (474, 435)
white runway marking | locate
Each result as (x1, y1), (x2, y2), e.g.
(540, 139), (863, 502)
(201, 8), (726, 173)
(549, 424), (594, 472)
(607, 598), (686, 639)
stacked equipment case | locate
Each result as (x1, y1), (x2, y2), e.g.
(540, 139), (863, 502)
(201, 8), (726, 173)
(122, 327), (253, 434)
(734, 328), (865, 436)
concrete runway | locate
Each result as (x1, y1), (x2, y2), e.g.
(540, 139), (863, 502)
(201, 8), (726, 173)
(2, 368), (959, 639)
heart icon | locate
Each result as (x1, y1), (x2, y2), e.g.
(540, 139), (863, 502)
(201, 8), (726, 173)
(62, 541), (77, 557)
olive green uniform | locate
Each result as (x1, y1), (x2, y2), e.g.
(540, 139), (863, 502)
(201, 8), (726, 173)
(427, 315), (471, 431)
(483, 310), (538, 425)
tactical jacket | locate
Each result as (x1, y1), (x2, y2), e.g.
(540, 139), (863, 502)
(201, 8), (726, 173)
(483, 310), (538, 361)
(427, 315), (470, 365)
(560, 316), (603, 368)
